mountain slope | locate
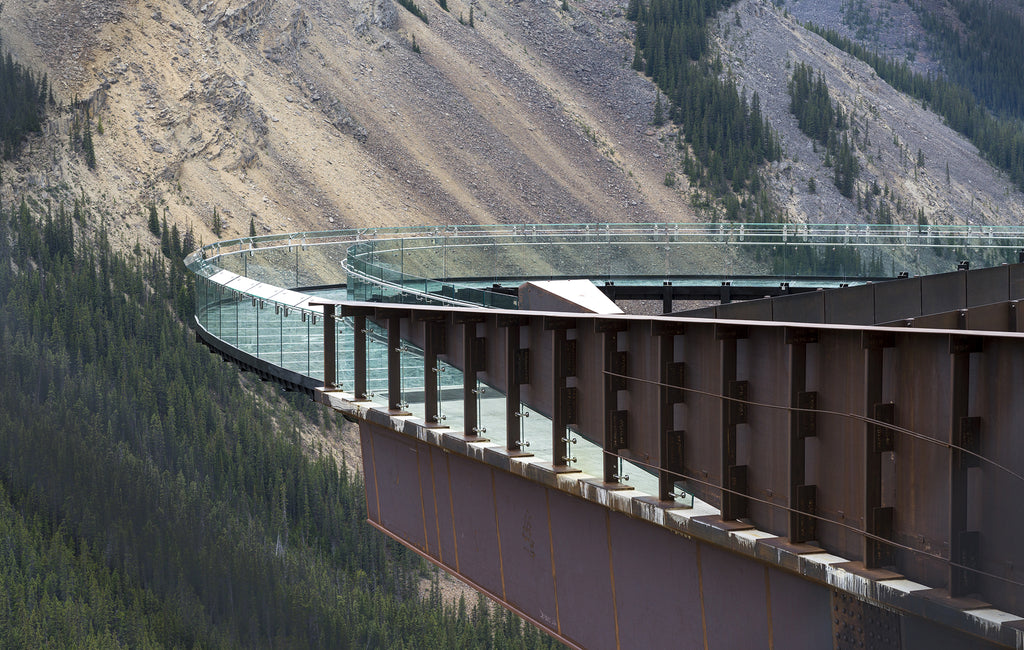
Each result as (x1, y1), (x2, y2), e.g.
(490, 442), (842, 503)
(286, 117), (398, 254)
(1, 0), (1023, 251)
(1, 0), (686, 247)
(715, 0), (1024, 226)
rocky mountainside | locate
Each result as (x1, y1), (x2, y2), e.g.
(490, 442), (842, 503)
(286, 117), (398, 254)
(1, 0), (1022, 251)
(716, 0), (1024, 226)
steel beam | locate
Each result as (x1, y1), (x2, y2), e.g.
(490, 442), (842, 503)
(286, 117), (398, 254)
(323, 303), (336, 389)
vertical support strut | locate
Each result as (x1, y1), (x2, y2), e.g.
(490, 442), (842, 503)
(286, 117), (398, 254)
(656, 321), (686, 502)
(598, 319), (628, 484)
(386, 313), (406, 413)
(546, 317), (577, 467)
(458, 315), (486, 438)
(506, 320), (521, 451)
(718, 325), (748, 520)
(863, 332), (895, 568)
(323, 303), (336, 389)
(950, 334), (982, 596)
(354, 314), (367, 399)
(423, 318), (441, 425)
(553, 326), (569, 465)
(787, 328), (818, 543)
(342, 305), (375, 400)
(500, 316), (530, 452)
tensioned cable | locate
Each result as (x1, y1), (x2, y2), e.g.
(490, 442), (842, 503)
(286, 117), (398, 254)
(603, 370), (1024, 486)
(602, 446), (1024, 591)
(600, 368), (1024, 589)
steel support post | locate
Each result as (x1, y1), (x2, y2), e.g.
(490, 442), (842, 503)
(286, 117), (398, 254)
(719, 325), (748, 520)
(863, 333), (895, 568)
(354, 314), (367, 399)
(787, 329), (818, 543)
(506, 321), (522, 451)
(461, 317), (483, 437)
(656, 321), (686, 501)
(387, 314), (406, 413)
(553, 327), (569, 465)
(323, 303), (336, 389)
(500, 316), (530, 452)
(546, 317), (576, 467)
(950, 334), (981, 596)
(423, 319), (443, 425)
(598, 320), (628, 483)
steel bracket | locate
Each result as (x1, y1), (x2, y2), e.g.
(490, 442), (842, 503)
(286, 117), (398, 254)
(514, 348), (530, 385)
(728, 380), (749, 425)
(872, 402), (896, 453)
(797, 391), (817, 438)
(609, 410), (628, 450)
(665, 361), (685, 404)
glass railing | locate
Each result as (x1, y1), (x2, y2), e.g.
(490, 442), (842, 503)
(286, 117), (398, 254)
(340, 224), (1024, 307)
(186, 222), (1024, 499)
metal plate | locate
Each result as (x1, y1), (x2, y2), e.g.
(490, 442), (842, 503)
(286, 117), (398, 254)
(717, 299), (772, 321)
(491, 470), (559, 629)
(1011, 265), (1024, 299)
(548, 490), (618, 650)
(772, 290), (826, 323)
(825, 283), (877, 325)
(769, 568), (833, 650)
(874, 277), (923, 324)
(700, 544), (770, 647)
(429, 447), (458, 567)
(448, 454), (504, 597)
(966, 265), (1009, 307)
(921, 270), (966, 316)
(361, 426), (381, 522)
(832, 591), (901, 650)
(365, 423), (428, 551)
(608, 512), (704, 649)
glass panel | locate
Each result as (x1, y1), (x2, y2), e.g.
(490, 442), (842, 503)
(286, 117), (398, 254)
(188, 220), (1024, 500)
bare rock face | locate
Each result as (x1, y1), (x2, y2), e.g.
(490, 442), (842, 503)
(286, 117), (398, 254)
(194, 71), (269, 143)
(355, 0), (396, 35)
(3, 0), (1024, 256)
(372, 0), (397, 30)
(207, 0), (277, 41)
(263, 8), (309, 60)
(322, 98), (368, 142)
(713, 0), (1024, 226)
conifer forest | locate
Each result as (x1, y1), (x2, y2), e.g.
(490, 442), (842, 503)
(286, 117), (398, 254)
(0, 41), (560, 650)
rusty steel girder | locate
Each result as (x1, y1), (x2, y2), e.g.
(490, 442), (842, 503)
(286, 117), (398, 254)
(320, 262), (1024, 647)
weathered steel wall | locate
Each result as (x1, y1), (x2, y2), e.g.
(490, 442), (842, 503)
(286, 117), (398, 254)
(358, 418), (1010, 649)
(348, 279), (1024, 622)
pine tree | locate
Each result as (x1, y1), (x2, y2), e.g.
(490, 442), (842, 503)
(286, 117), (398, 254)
(183, 224), (196, 254)
(212, 207), (222, 237)
(82, 116), (96, 169)
(160, 215), (171, 257)
(147, 205), (160, 236)
(249, 217), (257, 237)
(626, 0), (639, 20)
(653, 94), (665, 126)
(469, 6), (474, 27)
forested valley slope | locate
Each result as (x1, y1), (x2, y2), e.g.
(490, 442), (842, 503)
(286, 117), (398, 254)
(3, 0), (1024, 252)
(3, 0), (1024, 644)
(0, 36), (561, 647)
